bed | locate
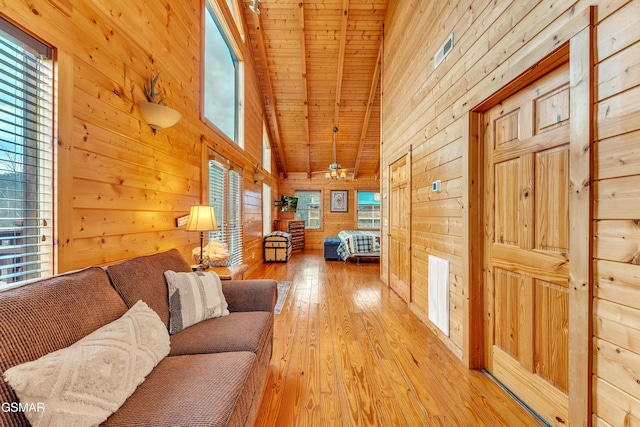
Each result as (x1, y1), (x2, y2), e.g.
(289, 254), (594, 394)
(336, 230), (381, 262)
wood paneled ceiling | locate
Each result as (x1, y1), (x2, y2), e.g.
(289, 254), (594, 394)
(242, 0), (386, 178)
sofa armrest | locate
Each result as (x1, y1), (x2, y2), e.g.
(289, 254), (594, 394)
(221, 279), (277, 313)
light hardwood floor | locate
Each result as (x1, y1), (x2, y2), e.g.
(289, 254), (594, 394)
(248, 251), (541, 426)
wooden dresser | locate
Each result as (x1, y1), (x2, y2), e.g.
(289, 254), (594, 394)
(274, 220), (305, 251)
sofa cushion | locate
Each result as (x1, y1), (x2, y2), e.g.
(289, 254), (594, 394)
(106, 249), (192, 327)
(169, 311), (271, 357)
(3, 300), (169, 427)
(221, 279), (278, 313)
(164, 270), (230, 334)
(0, 266), (128, 427)
(102, 351), (259, 427)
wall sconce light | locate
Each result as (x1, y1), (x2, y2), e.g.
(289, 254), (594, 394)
(138, 72), (181, 135)
(249, 0), (261, 14)
(253, 163), (265, 184)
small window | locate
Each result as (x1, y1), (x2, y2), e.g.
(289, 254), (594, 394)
(204, 1), (242, 145)
(0, 19), (54, 287)
(295, 190), (321, 230)
(357, 191), (381, 230)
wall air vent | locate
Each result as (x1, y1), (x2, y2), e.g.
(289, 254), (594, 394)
(434, 33), (454, 69)
(428, 255), (450, 336)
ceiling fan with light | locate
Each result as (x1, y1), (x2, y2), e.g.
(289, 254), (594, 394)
(323, 127), (352, 180)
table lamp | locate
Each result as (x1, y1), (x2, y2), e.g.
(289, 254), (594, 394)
(185, 205), (218, 269)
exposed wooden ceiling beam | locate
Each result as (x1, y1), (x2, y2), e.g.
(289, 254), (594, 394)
(332, 0), (350, 128)
(298, 2), (311, 178)
(251, 11), (288, 177)
(353, 44), (382, 179)
(244, 0), (386, 177)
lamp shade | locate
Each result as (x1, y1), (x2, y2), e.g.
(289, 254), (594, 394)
(138, 101), (181, 131)
(185, 205), (218, 231)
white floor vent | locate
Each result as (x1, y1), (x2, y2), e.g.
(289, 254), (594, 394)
(428, 255), (450, 337)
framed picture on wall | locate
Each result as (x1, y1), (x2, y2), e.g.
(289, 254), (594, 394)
(330, 190), (348, 212)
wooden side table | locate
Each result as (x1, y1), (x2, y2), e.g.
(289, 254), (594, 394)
(206, 264), (248, 280)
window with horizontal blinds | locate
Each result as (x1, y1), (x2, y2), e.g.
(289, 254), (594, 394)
(0, 19), (54, 288)
(208, 160), (226, 245)
(228, 169), (242, 265)
(208, 158), (243, 265)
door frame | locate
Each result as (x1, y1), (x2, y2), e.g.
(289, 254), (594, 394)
(463, 8), (594, 427)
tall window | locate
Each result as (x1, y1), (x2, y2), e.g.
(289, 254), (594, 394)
(357, 191), (381, 229)
(225, 0), (237, 20)
(262, 121), (271, 173)
(209, 158), (243, 265)
(263, 183), (271, 236)
(225, 0), (243, 33)
(0, 20), (54, 287)
(295, 190), (321, 229)
(204, 1), (242, 145)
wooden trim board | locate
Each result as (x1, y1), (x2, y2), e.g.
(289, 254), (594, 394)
(568, 17), (595, 426)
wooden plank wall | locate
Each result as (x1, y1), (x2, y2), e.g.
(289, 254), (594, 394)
(593, 1), (640, 425)
(382, 0), (640, 422)
(277, 173), (380, 250)
(0, 0), (278, 276)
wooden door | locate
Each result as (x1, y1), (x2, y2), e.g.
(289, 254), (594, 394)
(389, 155), (410, 302)
(483, 63), (570, 425)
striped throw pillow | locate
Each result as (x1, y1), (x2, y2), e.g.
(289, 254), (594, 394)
(164, 271), (230, 334)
